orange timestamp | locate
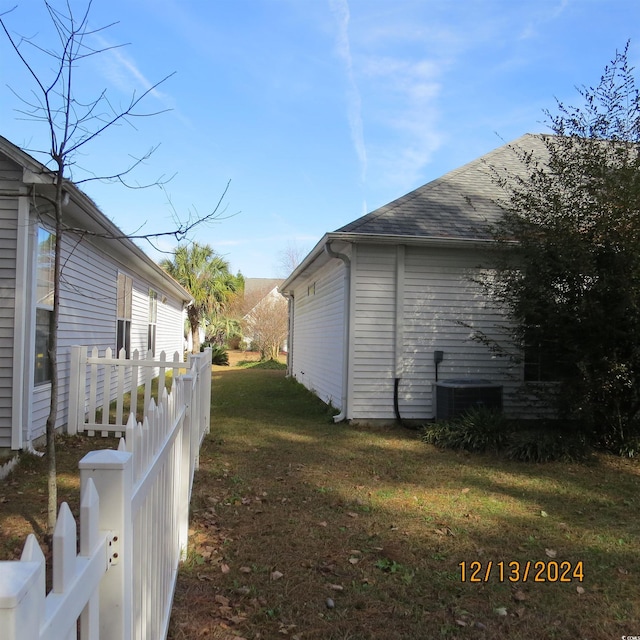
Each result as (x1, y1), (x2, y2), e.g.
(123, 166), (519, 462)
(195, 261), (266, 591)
(459, 560), (584, 583)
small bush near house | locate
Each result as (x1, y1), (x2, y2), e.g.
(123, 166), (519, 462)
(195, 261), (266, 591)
(237, 358), (286, 370)
(423, 410), (593, 463)
(505, 425), (591, 463)
(204, 344), (229, 366)
(603, 427), (640, 459)
(422, 408), (512, 453)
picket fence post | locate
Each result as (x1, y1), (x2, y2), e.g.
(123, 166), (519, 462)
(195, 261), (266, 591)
(68, 345), (87, 436)
(198, 348), (212, 438)
(0, 540), (44, 639)
(178, 374), (193, 559)
(79, 448), (133, 640)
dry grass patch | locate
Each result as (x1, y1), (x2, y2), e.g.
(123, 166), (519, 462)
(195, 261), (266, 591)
(0, 434), (120, 562)
(169, 366), (640, 640)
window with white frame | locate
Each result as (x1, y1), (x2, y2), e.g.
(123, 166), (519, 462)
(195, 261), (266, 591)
(116, 272), (133, 357)
(35, 226), (55, 385)
(148, 289), (157, 356)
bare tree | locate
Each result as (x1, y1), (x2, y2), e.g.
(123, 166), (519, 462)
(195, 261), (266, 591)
(1, 1), (228, 532)
(242, 290), (288, 361)
(276, 240), (306, 278)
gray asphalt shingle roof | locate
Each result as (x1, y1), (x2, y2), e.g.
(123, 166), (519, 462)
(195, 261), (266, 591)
(335, 134), (548, 241)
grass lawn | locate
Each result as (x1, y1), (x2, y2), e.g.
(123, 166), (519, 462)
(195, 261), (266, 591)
(169, 360), (640, 640)
(1, 352), (639, 639)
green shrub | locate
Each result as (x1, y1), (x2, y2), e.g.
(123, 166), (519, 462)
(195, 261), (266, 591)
(208, 345), (229, 366)
(247, 359), (286, 370)
(617, 436), (640, 458)
(594, 419), (640, 458)
(423, 411), (592, 463)
(505, 427), (591, 463)
(422, 408), (511, 453)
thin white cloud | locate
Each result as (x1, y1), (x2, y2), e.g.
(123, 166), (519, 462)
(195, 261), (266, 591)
(328, 0), (368, 184)
(361, 52), (445, 190)
(91, 32), (190, 126)
(518, 0), (571, 41)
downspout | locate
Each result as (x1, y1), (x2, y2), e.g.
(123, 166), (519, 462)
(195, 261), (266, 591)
(285, 293), (294, 376)
(325, 241), (351, 422)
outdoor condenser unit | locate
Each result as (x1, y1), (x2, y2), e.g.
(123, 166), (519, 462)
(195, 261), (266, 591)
(435, 379), (503, 420)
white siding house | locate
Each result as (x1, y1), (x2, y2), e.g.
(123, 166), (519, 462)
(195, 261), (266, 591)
(281, 135), (546, 424)
(0, 135), (192, 453)
(289, 259), (345, 409)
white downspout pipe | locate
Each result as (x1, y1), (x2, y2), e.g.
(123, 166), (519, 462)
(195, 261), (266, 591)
(324, 242), (351, 422)
(285, 293), (294, 376)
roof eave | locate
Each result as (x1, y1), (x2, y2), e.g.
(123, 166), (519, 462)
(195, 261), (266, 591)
(65, 187), (193, 304)
(280, 231), (497, 292)
(0, 135), (192, 305)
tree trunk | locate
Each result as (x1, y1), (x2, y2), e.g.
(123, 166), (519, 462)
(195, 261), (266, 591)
(46, 174), (64, 533)
(191, 321), (201, 353)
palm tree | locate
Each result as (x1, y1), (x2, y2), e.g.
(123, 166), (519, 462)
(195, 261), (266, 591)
(161, 243), (240, 353)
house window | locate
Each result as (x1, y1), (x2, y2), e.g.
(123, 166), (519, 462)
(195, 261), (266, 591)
(148, 289), (157, 356)
(116, 272), (133, 357)
(35, 227), (55, 385)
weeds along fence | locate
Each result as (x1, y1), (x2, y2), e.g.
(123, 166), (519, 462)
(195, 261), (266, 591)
(0, 348), (212, 640)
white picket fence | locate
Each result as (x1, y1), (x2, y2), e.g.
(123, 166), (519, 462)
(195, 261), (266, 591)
(68, 347), (183, 438)
(0, 348), (212, 640)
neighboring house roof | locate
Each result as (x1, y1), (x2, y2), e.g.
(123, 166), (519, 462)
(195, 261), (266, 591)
(282, 133), (546, 291)
(244, 278), (284, 297)
(0, 134), (193, 304)
(242, 278), (285, 322)
(337, 133), (546, 241)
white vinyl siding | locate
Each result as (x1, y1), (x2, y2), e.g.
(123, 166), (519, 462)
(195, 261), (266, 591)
(290, 259), (345, 410)
(402, 246), (516, 419)
(30, 231), (120, 441)
(0, 193), (18, 447)
(155, 294), (186, 358)
(347, 244), (519, 422)
(28, 225), (187, 444)
(350, 245), (397, 420)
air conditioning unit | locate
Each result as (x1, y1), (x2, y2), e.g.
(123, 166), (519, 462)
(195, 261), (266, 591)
(435, 379), (503, 420)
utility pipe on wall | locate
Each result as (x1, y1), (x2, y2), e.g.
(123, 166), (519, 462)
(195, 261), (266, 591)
(324, 241), (351, 422)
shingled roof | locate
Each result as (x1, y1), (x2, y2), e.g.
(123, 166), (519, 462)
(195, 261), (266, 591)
(335, 133), (548, 241)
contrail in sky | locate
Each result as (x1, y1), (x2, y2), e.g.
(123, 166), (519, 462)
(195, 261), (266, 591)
(329, 0), (367, 186)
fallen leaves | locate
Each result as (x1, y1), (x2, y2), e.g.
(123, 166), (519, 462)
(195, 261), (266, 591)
(434, 526), (455, 537)
(512, 588), (527, 602)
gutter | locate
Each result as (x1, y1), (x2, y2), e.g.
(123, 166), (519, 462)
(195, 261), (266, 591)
(281, 232), (498, 292)
(324, 241), (351, 423)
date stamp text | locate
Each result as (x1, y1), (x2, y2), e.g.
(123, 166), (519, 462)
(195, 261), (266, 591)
(459, 560), (584, 583)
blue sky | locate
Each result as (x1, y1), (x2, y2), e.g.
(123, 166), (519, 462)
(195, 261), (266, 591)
(1, 0), (638, 277)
